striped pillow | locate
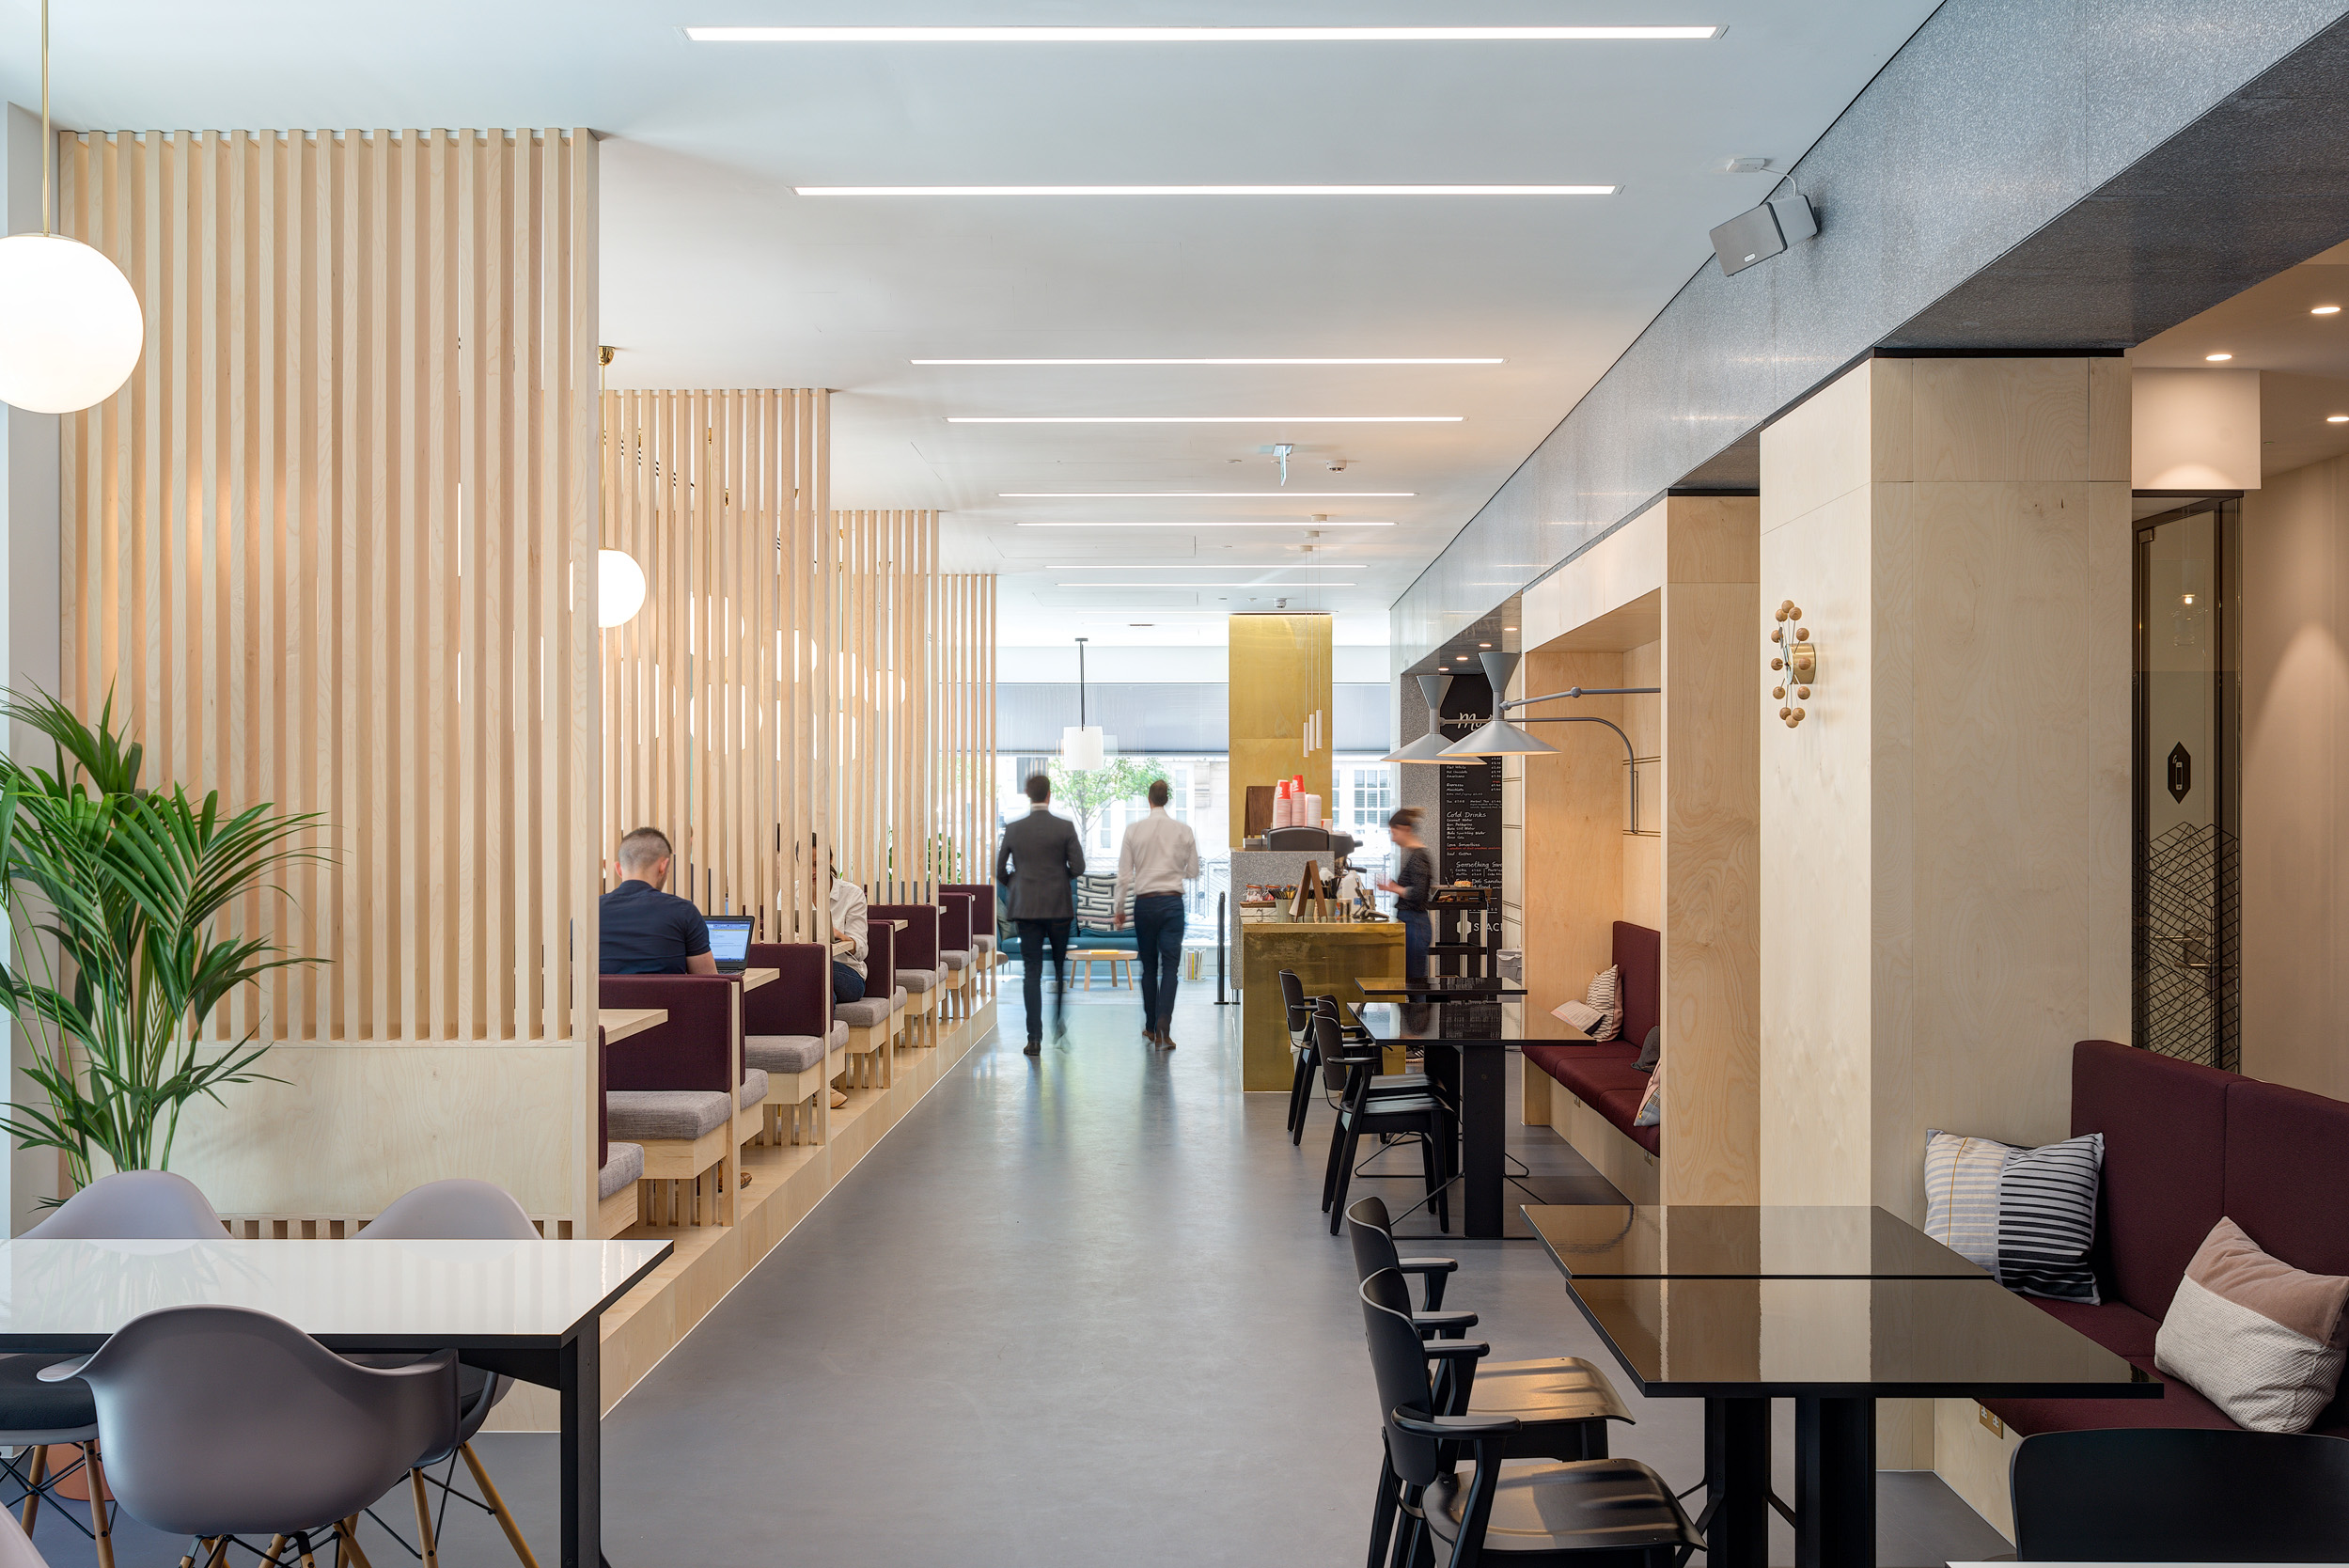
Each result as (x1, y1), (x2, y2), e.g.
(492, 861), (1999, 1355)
(1924, 1128), (2104, 1302)
(1585, 964), (1622, 1043)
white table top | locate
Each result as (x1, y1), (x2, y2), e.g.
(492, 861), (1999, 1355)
(0, 1237), (671, 1351)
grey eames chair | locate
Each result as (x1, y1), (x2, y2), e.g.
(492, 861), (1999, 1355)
(0, 1170), (232, 1568)
(48, 1305), (457, 1568)
(352, 1178), (545, 1568)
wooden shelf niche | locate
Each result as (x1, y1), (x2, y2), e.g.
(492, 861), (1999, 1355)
(1513, 494), (1760, 1205)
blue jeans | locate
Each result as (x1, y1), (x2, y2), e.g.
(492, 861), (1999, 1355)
(1402, 910), (1432, 980)
(1133, 892), (1186, 1030)
(832, 961), (865, 1005)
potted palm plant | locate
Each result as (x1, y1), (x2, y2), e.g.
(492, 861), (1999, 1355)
(0, 689), (324, 1190)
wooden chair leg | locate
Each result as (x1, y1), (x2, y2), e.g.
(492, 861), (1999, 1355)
(460, 1441), (542, 1568)
(335, 1516), (375, 1568)
(20, 1439), (46, 1533)
(264, 1535), (290, 1568)
(297, 1531), (320, 1568)
(409, 1467), (441, 1568)
(82, 1442), (115, 1568)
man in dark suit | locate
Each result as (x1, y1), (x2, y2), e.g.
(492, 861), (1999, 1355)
(997, 772), (1086, 1056)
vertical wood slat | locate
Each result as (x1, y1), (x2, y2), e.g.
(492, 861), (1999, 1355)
(58, 130), (599, 1045)
(600, 391), (831, 940)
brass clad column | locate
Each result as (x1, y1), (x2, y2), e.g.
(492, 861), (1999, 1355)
(1228, 612), (1334, 847)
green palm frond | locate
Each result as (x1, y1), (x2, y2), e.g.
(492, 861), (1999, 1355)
(0, 687), (328, 1189)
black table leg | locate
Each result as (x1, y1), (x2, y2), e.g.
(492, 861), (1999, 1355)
(1457, 1043), (1505, 1238)
(1705, 1396), (1771, 1568)
(1794, 1396), (1874, 1568)
(560, 1321), (602, 1568)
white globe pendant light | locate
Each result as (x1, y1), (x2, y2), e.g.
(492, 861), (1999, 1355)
(0, 0), (145, 415)
(597, 549), (648, 627)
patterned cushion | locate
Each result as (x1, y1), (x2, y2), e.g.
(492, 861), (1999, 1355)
(1585, 964), (1622, 1042)
(738, 1069), (769, 1109)
(898, 967), (939, 993)
(746, 1035), (827, 1074)
(598, 1142), (644, 1200)
(835, 997), (891, 1028)
(606, 1090), (729, 1141)
(1925, 1128), (2104, 1302)
(2155, 1216), (2349, 1432)
(1073, 873), (1120, 929)
(941, 949), (974, 971)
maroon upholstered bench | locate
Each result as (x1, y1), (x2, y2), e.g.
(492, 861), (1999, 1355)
(1981, 1040), (2349, 1438)
(1522, 921), (1661, 1157)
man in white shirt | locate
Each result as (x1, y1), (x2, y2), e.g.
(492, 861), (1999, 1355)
(1112, 778), (1201, 1048)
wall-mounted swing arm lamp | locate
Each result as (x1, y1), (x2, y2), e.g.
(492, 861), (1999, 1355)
(1435, 651), (1661, 833)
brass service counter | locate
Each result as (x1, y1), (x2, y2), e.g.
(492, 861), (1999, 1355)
(1238, 920), (1403, 1090)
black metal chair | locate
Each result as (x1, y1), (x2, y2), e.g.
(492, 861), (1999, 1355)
(2012, 1428), (2349, 1563)
(1348, 1196), (1633, 1457)
(1359, 1267), (1700, 1568)
(1321, 1015), (1452, 1234)
(1282, 972), (1427, 1145)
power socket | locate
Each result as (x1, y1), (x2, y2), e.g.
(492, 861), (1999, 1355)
(1977, 1403), (2006, 1438)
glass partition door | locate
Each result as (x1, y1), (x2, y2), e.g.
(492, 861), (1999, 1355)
(2133, 497), (2240, 1071)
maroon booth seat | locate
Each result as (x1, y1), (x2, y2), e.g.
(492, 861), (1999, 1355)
(1521, 921), (1661, 1156)
(598, 974), (749, 1225)
(742, 942), (838, 1142)
(871, 904), (943, 1040)
(943, 882), (996, 964)
(838, 922), (901, 1089)
(1981, 1041), (2349, 1438)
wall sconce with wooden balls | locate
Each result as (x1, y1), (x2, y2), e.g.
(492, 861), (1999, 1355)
(1768, 600), (1817, 729)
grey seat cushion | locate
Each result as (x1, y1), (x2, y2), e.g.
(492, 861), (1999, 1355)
(835, 996), (891, 1028)
(941, 949), (974, 971)
(898, 967), (939, 993)
(598, 1142), (644, 1200)
(747, 1035), (826, 1074)
(606, 1090), (729, 1141)
(975, 933), (995, 954)
(830, 1020), (848, 1049)
(739, 1068), (769, 1109)
(888, 985), (907, 1014)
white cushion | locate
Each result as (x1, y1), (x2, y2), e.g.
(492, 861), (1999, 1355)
(2156, 1216), (2349, 1432)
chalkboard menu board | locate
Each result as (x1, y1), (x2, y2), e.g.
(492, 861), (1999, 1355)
(1435, 674), (1503, 892)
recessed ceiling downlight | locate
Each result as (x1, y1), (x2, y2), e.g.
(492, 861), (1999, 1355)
(2205, 353), (2233, 362)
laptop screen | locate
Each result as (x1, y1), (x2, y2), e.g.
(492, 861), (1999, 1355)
(706, 917), (754, 968)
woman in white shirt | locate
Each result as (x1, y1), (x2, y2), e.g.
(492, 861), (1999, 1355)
(829, 861), (869, 1004)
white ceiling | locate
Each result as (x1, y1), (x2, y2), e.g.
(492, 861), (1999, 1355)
(1, 0), (1939, 649)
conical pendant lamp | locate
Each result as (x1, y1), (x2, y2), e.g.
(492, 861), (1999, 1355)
(0, 0), (144, 415)
(1386, 673), (1474, 763)
(1440, 651), (1558, 757)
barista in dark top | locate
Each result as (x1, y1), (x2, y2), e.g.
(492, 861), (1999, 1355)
(1379, 807), (1435, 980)
(599, 825), (716, 975)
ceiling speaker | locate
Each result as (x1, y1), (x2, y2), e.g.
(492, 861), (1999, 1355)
(1711, 191), (1817, 277)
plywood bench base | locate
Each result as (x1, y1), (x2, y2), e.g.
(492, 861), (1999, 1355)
(761, 1048), (846, 1146)
(597, 1183), (641, 1239)
(842, 1018), (894, 1088)
(636, 1124), (738, 1227)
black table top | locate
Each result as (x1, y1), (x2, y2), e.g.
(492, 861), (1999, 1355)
(1354, 975), (1528, 1000)
(1558, 1272), (2157, 1400)
(1526, 1204), (1993, 1281)
(1350, 997), (1516, 1043)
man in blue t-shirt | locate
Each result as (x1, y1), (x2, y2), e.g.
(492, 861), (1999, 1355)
(599, 826), (715, 975)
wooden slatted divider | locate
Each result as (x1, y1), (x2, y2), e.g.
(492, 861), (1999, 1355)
(601, 390), (831, 941)
(57, 129), (600, 1049)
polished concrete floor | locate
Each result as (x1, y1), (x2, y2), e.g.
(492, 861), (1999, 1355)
(24, 975), (2014, 1566)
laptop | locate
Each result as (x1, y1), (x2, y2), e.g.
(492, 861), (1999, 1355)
(706, 917), (755, 974)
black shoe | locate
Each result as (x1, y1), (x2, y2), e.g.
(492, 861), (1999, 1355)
(1024, 1040), (1041, 1057)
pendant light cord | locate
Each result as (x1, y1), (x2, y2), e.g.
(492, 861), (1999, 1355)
(40, 0), (51, 235)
